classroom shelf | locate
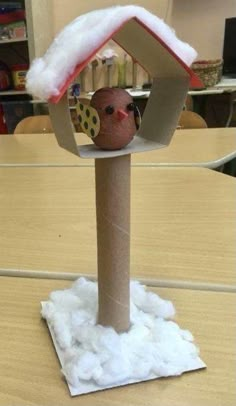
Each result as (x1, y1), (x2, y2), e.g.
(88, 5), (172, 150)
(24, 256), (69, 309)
(0, 90), (28, 96)
(0, 37), (28, 44)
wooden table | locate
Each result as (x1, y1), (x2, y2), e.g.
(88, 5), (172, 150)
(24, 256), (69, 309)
(0, 167), (235, 289)
(0, 276), (235, 406)
(0, 128), (236, 168)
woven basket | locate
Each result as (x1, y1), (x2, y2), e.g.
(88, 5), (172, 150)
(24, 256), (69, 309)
(191, 59), (223, 88)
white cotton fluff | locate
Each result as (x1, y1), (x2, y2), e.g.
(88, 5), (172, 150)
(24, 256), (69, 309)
(26, 5), (197, 100)
(41, 278), (201, 389)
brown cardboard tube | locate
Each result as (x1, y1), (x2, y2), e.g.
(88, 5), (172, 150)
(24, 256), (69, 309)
(95, 154), (130, 332)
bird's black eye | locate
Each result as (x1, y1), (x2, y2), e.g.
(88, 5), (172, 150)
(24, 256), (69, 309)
(105, 105), (115, 115)
(127, 103), (135, 111)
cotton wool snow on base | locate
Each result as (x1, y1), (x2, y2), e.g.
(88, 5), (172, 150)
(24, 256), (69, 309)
(41, 278), (206, 396)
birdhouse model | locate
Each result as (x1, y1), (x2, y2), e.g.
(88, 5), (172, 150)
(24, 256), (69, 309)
(27, 5), (205, 397)
(27, 5), (202, 159)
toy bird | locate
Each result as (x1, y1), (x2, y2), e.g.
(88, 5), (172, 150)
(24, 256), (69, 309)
(77, 87), (141, 150)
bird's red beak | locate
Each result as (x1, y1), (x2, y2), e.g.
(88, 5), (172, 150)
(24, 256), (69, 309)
(117, 109), (128, 121)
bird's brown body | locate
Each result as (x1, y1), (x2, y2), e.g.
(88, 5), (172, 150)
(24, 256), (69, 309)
(90, 87), (137, 150)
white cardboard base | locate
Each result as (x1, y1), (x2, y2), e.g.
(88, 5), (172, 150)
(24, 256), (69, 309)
(41, 280), (206, 397)
(43, 314), (205, 396)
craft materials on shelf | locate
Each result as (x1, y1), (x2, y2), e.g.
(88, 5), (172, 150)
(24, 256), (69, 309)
(71, 83), (80, 98)
(143, 72), (153, 89)
(0, 60), (11, 90)
(0, 2), (26, 40)
(99, 48), (118, 88)
(78, 69), (86, 93)
(91, 58), (99, 91)
(0, 104), (8, 133)
(118, 53), (128, 88)
(191, 59), (223, 88)
(11, 64), (28, 90)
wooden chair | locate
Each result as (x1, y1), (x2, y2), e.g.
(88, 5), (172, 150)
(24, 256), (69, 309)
(225, 95), (236, 127)
(14, 115), (53, 134)
(184, 95), (193, 111)
(178, 110), (208, 129)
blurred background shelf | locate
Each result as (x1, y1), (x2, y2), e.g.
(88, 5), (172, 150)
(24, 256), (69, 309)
(0, 0), (53, 133)
(0, 36), (27, 44)
(0, 89), (28, 95)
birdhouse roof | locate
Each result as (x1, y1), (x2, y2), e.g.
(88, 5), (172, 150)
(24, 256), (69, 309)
(26, 5), (201, 103)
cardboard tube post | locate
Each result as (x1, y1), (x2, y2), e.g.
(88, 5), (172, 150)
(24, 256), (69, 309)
(95, 154), (130, 332)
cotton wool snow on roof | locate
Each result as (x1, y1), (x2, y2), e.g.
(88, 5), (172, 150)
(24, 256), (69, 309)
(26, 5), (200, 102)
